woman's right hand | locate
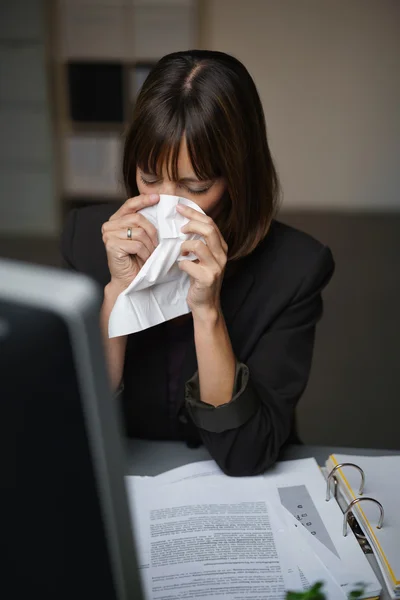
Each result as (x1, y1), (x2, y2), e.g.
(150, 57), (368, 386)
(101, 194), (159, 291)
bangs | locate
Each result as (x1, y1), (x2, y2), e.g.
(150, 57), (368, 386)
(133, 105), (222, 183)
(123, 49), (279, 259)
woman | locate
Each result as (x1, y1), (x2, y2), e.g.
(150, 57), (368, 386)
(62, 50), (334, 476)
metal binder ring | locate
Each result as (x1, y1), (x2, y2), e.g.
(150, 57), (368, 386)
(343, 497), (384, 537)
(326, 462), (365, 502)
(331, 475), (338, 501)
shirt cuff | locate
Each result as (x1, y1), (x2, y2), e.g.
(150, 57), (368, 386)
(185, 362), (260, 433)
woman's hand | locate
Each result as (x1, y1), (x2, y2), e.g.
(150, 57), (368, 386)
(177, 204), (228, 318)
(101, 194), (159, 291)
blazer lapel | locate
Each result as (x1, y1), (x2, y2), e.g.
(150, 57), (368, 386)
(220, 263), (254, 325)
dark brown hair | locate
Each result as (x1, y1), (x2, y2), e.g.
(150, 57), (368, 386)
(123, 50), (280, 260)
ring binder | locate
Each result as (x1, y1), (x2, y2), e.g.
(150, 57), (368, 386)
(332, 474), (338, 500)
(326, 453), (399, 597)
(327, 473), (372, 551)
(347, 513), (373, 553)
(343, 497), (384, 537)
(326, 462), (365, 502)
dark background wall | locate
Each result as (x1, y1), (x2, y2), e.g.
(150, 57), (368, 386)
(283, 212), (400, 450)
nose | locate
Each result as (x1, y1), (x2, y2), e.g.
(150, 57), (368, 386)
(158, 180), (178, 196)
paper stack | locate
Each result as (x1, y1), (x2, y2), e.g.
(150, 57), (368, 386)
(126, 458), (381, 600)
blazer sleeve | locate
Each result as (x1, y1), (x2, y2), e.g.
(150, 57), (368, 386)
(59, 206), (112, 289)
(185, 245), (335, 476)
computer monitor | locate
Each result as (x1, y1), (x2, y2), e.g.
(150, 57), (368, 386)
(0, 259), (143, 600)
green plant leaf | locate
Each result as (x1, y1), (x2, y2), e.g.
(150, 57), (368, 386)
(286, 581), (326, 600)
(348, 589), (365, 599)
(286, 581), (365, 600)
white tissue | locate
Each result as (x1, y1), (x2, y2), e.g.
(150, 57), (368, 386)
(108, 194), (204, 338)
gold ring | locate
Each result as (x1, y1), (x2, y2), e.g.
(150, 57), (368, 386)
(127, 227), (132, 240)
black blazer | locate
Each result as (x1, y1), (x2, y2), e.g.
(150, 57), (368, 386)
(61, 204), (334, 476)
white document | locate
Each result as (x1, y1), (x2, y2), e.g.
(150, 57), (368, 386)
(283, 509), (365, 599)
(152, 458), (222, 484)
(135, 458), (381, 599)
(281, 511), (347, 599)
(126, 474), (353, 599)
(127, 476), (313, 599)
(109, 194), (203, 338)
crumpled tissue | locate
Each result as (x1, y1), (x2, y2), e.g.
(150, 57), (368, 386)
(108, 194), (204, 338)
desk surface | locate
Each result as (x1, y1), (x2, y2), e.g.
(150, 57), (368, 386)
(125, 441), (399, 600)
(125, 440), (399, 476)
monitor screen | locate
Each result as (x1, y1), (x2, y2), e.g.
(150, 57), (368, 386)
(0, 260), (142, 600)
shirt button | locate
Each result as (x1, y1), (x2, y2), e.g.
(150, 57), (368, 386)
(179, 414), (188, 425)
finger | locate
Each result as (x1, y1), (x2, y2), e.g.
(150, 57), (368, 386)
(106, 238), (151, 264)
(177, 205), (228, 252)
(178, 258), (202, 279)
(103, 214), (158, 247)
(116, 227), (156, 256)
(181, 221), (227, 267)
(181, 239), (219, 268)
(109, 194), (159, 221)
(178, 259), (220, 289)
(103, 224), (155, 256)
(176, 204), (215, 227)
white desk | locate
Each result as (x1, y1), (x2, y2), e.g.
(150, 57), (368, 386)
(125, 442), (399, 600)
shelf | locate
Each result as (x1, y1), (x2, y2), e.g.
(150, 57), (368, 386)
(53, 0), (200, 225)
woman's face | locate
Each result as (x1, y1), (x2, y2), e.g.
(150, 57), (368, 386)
(136, 138), (227, 218)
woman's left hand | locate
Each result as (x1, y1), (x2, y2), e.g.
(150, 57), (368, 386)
(177, 204), (228, 317)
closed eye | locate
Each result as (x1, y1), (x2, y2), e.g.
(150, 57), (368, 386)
(139, 173), (214, 195)
(186, 185), (213, 195)
(140, 174), (161, 186)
